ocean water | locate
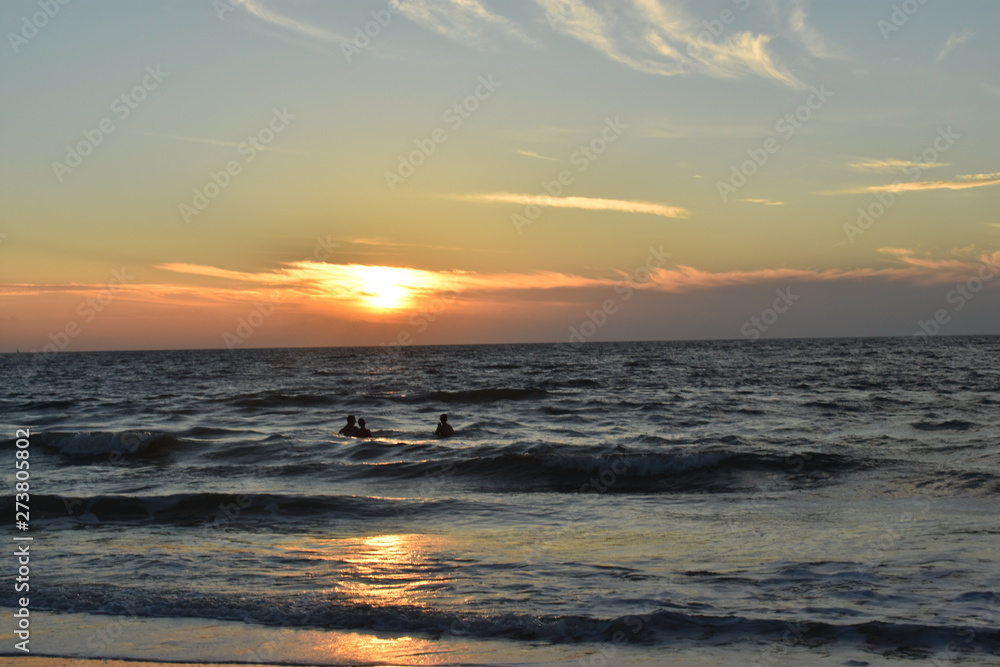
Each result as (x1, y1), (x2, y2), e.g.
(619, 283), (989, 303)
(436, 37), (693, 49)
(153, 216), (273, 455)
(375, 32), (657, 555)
(2, 337), (999, 665)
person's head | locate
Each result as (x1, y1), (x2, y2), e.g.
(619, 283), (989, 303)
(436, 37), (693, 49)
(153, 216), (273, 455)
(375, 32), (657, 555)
(358, 418), (366, 427)
(440, 414), (448, 423)
(346, 415), (356, 424)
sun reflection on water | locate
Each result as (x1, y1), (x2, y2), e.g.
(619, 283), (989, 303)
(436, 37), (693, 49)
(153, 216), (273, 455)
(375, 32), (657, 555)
(325, 533), (451, 608)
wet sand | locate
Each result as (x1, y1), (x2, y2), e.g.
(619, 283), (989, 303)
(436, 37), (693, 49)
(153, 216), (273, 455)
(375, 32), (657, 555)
(2, 611), (991, 667)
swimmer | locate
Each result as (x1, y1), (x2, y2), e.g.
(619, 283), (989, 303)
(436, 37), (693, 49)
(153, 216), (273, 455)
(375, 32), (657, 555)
(435, 414), (454, 438)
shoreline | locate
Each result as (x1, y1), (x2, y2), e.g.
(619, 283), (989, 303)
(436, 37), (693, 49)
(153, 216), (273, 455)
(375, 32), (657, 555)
(2, 611), (995, 667)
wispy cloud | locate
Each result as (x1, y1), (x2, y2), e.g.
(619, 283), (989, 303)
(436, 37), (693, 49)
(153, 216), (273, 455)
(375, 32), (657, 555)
(233, 0), (345, 43)
(447, 192), (690, 219)
(395, 0), (534, 46)
(154, 263), (298, 285)
(539, 0), (805, 88)
(131, 131), (297, 153)
(397, 0), (805, 87)
(11, 250), (997, 319)
(741, 198), (785, 206)
(515, 148), (559, 161)
(153, 261), (608, 300)
(959, 172), (1000, 181)
(858, 174), (1000, 194)
(877, 247), (1000, 276)
(145, 249), (1000, 301)
(788, 0), (846, 60)
(847, 158), (950, 173)
(936, 28), (973, 62)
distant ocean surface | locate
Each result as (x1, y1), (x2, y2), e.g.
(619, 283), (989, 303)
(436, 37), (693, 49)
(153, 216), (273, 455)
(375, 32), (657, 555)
(3, 337), (999, 664)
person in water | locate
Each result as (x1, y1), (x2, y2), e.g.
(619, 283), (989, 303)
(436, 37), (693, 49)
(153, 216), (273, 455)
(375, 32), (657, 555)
(338, 415), (358, 436)
(435, 414), (454, 437)
(354, 418), (372, 438)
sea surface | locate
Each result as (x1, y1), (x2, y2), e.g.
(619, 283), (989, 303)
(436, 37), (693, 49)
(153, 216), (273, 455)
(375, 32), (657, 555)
(2, 337), (999, 665)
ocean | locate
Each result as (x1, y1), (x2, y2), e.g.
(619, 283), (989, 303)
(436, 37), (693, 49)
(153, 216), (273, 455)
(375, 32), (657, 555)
(2, 337), (999, 666)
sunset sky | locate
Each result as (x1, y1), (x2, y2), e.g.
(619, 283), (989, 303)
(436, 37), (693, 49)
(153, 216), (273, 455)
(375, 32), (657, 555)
(1, 0), (998, 352)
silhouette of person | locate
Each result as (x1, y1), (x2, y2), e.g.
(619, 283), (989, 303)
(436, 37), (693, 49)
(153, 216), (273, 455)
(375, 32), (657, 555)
(435, 414), (454, 438)
(338, 415), (358, 436)
(354, 418), (372, 438)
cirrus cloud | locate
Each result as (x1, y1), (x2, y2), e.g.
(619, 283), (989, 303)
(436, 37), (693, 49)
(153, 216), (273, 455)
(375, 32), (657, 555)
(446, 192), (690, 219)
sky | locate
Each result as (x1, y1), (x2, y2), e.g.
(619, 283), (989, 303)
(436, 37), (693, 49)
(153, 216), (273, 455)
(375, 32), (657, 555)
(1, 0), (998, 352)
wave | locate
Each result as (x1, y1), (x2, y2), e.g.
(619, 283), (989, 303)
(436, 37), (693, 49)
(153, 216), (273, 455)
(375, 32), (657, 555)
(429, 387), (550, 402)
(912, 419), (978, 431)
(353, 448), (869, 492)
(1, 492), (464, 525)
(177, 425), (249, 437)
(31, 430), (189, 459)
(10, 584), (999, 652)
(225, 391), (337, 410)
(801, 400), (866, 412)
(915, 470), (1000, 494)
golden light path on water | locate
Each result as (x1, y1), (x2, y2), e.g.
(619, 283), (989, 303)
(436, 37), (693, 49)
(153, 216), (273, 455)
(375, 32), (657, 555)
(292, 533), (454, 608)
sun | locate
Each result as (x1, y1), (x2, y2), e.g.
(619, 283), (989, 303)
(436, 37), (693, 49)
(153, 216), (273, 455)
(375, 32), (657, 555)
(303, 263), (458, 314)
(356, 266), (413, 311)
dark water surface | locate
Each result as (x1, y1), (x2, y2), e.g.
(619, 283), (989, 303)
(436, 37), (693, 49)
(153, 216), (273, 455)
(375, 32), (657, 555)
(2, 337), (998, 661)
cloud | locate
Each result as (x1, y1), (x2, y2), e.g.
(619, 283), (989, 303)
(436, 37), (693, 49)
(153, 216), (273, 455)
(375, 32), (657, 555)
(152, 261), (609, 302)
(131, 131), (297, 153)
(515, 148), (559, 161)
(9, 251), (998, 331)
(540, 0), (805, 88)
(936, 28), (973, 62)
(154, 263), (298, 284)
(397, 0), (804, 87)
(830, 171), (1000, 195)
(860, 176), (1000, 194)
(233, 0), (345, 43)
(788, 0), (846, 60)
(847, 158), (949, 173)
(877, 247), (1000, 277)
(143, 250), (1000, 301)
(740, 198), (785, 206)
(447, 192), (690, 218)
(395, 0), (534, 45)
